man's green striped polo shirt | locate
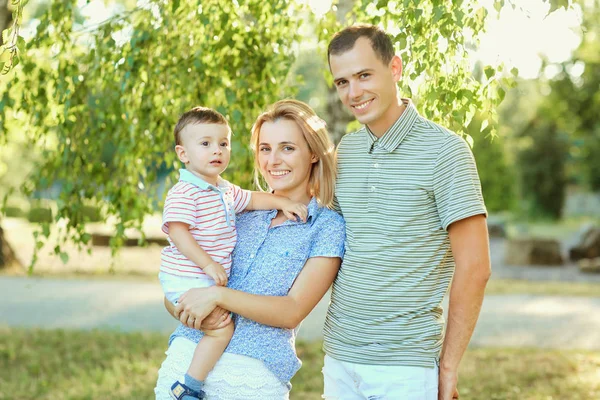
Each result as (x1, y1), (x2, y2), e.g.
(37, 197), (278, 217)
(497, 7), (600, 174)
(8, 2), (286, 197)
(323, 99), (487, 367)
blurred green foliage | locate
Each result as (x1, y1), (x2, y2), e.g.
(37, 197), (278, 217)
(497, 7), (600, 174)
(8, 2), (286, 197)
(27, 205), (53, 223)
(1, 0), (510, 266)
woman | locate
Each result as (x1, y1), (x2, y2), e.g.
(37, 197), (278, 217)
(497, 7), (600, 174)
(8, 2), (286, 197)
(154, 99), (345, 399)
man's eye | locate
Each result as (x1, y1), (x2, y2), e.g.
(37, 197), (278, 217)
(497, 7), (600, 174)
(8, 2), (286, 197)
(336, 80), (347, 87)
(359, 73), (370, 79)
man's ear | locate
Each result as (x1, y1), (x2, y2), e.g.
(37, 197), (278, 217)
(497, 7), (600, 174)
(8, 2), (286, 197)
(390, 55), (403, 82)
(175, 145), (188, 164)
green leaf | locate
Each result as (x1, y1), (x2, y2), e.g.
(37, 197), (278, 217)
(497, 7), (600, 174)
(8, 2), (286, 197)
(480, 119), (489, 132)
(498, 87), (506, 102)
(60, 252), (69, 264)
(484, 66), (495, 80)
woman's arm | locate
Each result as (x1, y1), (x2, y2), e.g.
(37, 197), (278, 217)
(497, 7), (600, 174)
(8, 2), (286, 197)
(164, 297), (232, 330)
(176, 256), (341, 329)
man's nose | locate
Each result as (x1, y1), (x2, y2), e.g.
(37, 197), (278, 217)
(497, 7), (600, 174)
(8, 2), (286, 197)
(348, 81), (363, 100)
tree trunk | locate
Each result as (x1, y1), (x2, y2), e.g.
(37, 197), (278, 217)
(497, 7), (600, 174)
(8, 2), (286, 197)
(0, 221), (20, 269)
(0, 0), (12, 45)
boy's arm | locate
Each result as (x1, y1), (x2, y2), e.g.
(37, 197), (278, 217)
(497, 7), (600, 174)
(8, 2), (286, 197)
(246, 192), (308, 221)
(168, 222), (227, 286)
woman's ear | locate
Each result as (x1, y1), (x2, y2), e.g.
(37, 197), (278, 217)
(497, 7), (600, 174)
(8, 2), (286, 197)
(311, 153), (319, 163)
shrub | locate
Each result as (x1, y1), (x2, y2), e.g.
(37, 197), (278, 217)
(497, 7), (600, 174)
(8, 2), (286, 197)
(27, 207), (53, 223)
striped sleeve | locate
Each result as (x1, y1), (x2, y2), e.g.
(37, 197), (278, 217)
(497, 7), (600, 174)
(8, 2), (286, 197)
(230, 183), (252, 214)
(161, 184), (197, 234)
(433, 134), (487, 230)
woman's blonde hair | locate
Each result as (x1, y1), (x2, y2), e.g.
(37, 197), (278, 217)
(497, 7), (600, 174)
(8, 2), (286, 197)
(250, 99), (336, 208)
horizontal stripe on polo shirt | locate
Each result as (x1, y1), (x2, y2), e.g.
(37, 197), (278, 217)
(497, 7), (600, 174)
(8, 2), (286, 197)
(324, 99), (487, 368)
(160, 180), (250, 278)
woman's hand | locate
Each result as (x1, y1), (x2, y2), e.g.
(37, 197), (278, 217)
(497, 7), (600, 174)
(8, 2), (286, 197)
(200, 307), (232, 330)
(174, 287), (220, 330)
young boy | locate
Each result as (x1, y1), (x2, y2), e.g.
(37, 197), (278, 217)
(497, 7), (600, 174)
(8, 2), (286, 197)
(160, 106), (307, 400)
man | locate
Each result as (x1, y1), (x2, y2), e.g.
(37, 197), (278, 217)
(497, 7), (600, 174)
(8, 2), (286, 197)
(322, 24), (491, 400)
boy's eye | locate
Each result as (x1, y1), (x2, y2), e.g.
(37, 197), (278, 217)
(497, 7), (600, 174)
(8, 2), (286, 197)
(220, 142), (229, 147)
(200, 141), (209, 146)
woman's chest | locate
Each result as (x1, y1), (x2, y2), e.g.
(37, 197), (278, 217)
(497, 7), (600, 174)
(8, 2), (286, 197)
(230, 218), (314, 296)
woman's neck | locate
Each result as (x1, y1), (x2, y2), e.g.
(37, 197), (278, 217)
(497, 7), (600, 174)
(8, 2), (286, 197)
(273, 189), (312, 205)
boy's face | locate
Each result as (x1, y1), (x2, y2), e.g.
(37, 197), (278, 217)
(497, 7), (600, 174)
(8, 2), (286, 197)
(175, 123), (231, 185)
(329, 37), (403, 136)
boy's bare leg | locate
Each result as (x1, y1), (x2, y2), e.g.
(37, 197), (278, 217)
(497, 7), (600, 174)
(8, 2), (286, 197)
(187, 323), (234, 380)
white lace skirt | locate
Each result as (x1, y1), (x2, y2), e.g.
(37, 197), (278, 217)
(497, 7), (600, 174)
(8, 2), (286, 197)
(154, 337), (290, 400)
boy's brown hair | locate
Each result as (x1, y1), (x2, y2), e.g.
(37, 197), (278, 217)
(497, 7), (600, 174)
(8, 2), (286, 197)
(174, 106), (229, 146)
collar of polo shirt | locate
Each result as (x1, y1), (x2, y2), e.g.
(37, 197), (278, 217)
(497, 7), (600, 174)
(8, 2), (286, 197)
(178, 168), (227, 192)
(365, 98), (419, 154)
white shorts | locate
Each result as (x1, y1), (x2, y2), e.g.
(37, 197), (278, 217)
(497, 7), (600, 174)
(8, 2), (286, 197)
(322, 354), (438, 400)
(155, 337), (290, 400)
(158, 271), (216, 304)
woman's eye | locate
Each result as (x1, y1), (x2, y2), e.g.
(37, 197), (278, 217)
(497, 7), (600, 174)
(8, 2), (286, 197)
(259, 147), (270, 152)
(283, 146), (294, 151)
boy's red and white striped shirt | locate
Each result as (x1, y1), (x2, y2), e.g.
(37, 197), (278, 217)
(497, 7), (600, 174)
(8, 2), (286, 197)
(160, 179), (251, 278)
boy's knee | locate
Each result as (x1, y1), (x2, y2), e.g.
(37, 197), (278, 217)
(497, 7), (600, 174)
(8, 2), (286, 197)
(204, 323), (234, 342)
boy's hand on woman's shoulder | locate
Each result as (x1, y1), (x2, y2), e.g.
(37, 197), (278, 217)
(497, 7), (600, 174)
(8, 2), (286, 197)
(282, 200), (308, 223)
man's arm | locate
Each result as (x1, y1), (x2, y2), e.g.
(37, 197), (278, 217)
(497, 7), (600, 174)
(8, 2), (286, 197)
(439, 214), (491, 400)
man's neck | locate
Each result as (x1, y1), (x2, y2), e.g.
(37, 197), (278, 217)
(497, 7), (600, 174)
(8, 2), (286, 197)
(368, 100), (406, 138)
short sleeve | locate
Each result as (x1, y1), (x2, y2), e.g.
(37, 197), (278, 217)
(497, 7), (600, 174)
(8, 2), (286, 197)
(309, 211), (346, 259)
(331, 193), (342, 216)
(433, 134), (487, 231)
(230, 183), (252, 213)
(162, 184), (197, 234)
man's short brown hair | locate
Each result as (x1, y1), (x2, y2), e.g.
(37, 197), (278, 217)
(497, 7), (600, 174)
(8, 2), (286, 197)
(174, 106), (229, 146)
(327, 24), (395, 66)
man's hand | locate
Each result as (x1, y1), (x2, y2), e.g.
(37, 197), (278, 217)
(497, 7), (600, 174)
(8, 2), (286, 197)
(438, 368), (459, 400)
(202, 262), (228, 286)
(281, 200), (308, 222)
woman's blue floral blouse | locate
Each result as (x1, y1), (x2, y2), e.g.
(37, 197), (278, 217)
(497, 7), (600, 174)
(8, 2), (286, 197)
(170, 197), (346, 386)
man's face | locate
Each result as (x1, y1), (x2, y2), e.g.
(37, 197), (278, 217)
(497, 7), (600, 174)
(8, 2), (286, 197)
(329, 37), (403, 136)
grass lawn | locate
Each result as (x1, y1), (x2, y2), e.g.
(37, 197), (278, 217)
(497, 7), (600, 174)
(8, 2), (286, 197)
(1, 328), (599, 399)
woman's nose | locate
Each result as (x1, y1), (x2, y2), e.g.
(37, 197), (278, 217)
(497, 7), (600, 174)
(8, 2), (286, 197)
(268, 151), (281, 165)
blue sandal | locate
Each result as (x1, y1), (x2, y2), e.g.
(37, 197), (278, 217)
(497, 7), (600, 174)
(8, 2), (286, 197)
(169, 381), (206, 400)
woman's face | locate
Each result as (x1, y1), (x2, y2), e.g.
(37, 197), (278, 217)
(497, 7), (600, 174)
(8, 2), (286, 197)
(257, 118), (316, 203)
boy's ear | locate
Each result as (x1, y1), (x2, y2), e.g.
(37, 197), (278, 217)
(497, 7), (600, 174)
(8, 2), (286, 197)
(175, 145), (188, 164)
